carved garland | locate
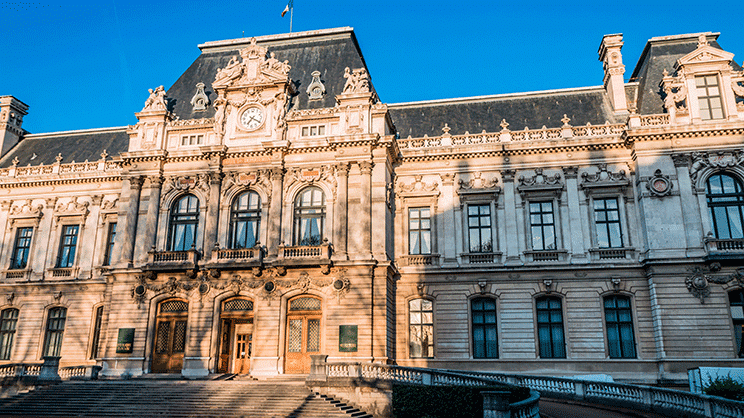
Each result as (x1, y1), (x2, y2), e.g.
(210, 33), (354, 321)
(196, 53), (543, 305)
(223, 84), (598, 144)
(160, 174), (212, 206)
(686, 266), (744, 304)
(283, 165), (338, 201)
(222, 170), (272, 201)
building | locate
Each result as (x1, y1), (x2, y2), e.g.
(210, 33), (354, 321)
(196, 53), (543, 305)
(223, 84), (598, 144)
(0, 27), (743, 383)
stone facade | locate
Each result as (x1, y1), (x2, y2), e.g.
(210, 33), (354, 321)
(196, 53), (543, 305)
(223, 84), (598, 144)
(0, 28), (743, 383)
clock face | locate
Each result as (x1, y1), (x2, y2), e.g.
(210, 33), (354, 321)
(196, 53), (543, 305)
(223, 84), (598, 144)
(240, 107), (264, 131)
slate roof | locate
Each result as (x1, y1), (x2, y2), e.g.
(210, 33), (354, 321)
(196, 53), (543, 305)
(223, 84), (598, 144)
(0, 128), (129, 168)
(388, 87), (620, 138)
(630, 32), (741, 115)
(167, 27), (370, 120)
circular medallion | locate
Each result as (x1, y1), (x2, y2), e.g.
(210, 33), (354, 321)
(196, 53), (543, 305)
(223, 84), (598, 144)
(240, 106), (264, 131)
(134, 285), (146, 296)
(264, 281), (275, 293)
(653, 179), (667, 193)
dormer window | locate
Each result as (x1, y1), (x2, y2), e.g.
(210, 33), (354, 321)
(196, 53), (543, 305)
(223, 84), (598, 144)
(696, 75), (725, 120)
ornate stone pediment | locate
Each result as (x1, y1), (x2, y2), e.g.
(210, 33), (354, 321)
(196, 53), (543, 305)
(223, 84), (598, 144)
(160, 174), (211, 205)
(517, 169), (563, 195)
(580, 164), (629, 190)
(396, 175), (439, 196)
(55, 197), (89, 216)
(212, 38), (291, 90)
(284, 166), (337, 199)
(222, 170), (272, 199)
(9, 199), (44, 218)
(458, 172), (500, 195)
(677, 35), (734, 67)
(690, 151), (744, 183)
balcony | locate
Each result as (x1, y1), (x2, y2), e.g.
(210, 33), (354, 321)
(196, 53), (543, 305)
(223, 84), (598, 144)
(399, 254), (440, 267)
(204, 246), (263, 270)
(524, 250), (568, 263)
(144, 248), (199, 272)
(705, 238), (744, 261)
(276, 242), (332, 267)
(46, 267), (80, 280)
(588, 247), (636, 262)
(3, 269), (31, 281)
(461, 252), (502, 265)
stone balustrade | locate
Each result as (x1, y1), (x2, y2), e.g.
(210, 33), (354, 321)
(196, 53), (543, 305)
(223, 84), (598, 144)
(278, 243), (332, 260)
(705, 238), (744, 253)
(145, 248), (199, 271)
(0, 360), (100, 381)
(0, 159), (120, 180)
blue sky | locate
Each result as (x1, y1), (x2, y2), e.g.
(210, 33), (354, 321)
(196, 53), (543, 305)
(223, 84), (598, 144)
(1, 1), (742, 134)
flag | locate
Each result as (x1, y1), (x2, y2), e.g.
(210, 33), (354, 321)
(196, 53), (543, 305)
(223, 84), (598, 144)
(281, 3), (289, 17)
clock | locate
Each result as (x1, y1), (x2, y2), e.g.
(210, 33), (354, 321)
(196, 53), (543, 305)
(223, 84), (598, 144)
(240, 106), (264, 131)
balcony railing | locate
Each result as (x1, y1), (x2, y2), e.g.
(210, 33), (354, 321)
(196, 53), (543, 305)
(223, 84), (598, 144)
(524, 250), (567, 263)
(399, 254), (440, 267)
(706, 238), (744, 253)
(3, 269), (31, 280)
(145, 248), (199, 271)
(278, 243), (332, 260)
(46, 267), (80, 279)
(461, 252), (502, 265)
(588, 247), (635, 261)
(216, 247), (262, 261)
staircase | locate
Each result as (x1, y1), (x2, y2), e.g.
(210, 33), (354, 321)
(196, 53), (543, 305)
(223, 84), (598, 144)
(0, 378), (374, 417)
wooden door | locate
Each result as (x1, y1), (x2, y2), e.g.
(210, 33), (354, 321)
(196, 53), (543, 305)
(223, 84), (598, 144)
(218, 319), (232, 374)
(152, 299), (188, 373)
(285, 314), (321, 373)
(233, 322), (252, 374)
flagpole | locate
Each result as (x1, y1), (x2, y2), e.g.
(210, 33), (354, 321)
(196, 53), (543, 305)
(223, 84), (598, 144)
(289, 0), (294, 33)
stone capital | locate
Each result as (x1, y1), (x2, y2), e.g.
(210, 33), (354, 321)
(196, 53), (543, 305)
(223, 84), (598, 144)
(671, 153), (691, 168)
(562, 166), (579, 179)
(270, 167), (284, 181)
(148, 175), (163, 187)
(336, 162), (350, 176)
(128, 176), (145, 190)
(500, 169), (515, 183)
(358, 161), (373, 175)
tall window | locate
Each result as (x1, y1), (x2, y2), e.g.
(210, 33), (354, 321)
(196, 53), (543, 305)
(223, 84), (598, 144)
(471, 298), (498, 358)
(604, 295), (636, 358)
(102, 222), (117, 266)
(293, 187), (324, 246)
(707, 174), (744, 239)
(230, 191), (261, 249)
(168, 194), (199, 251)
(594, 198), (623, 248)
(10, 227), (33, 269)
(536, 296), (566, 358)
(56, 225), (79, 268)
(90, 306), (104, 359)
(409, 299), (433, 358)
(468, 204), (492, 253)
(0, 309), (19, 360)
(530, 201), (556, 250)
(43, 307), (67, 357)
(696, 75), (724, 120)
(729, 290), (744, 357)
(409, 207), (431, 255)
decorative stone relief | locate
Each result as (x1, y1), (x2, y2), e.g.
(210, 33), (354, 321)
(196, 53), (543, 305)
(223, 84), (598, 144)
(661, 70), (688, 114)
(160, 174), (211, 205)
(101, 197), (119, 211)
(517, 169), (563, 196)
(396, 175), (439, 196)
(580, 164), (629, 191)
(342, 67), (370, 94)
(306, 70), (325, 100)
(690, 151), (744, 183)
(686, 266), (744, 304)
(646, 169), (673, 198)
(212, 38), (291, 90)
(54, 197), (90, 222)
(190, 82), (209, 111)
(9, 199), (44, 217)
(457, 172), (500, 195)
(284, 166), (337, 200)
(222, 170), (272, 200)
(142, 86), (168, 112)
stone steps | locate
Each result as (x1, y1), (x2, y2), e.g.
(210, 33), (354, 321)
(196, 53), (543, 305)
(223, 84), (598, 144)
(0, 380), (374, 417)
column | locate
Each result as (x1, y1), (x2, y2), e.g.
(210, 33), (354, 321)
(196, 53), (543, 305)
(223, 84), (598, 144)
(439, 173), (457, 267)
(203, 172), (222, 259)
(333, 163), (349, 260)
(563, 166), (587, 262)
(673, 154), (704, 255)
(501, 170), (520, 266)
(358, 161), (373, 259)
(139, 176), (162, 263)
(267, 167), (284, 258)
(116, 176), (143, 268)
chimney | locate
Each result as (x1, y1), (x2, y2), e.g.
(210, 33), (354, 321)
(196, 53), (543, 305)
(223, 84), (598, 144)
(0, 96), (29, 156)
(598, 34), (628, 113)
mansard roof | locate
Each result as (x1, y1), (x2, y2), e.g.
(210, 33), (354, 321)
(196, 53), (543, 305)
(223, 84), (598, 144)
(167, 27), (369, 121)
(388, 86), (620, 138)
(0, 127), (128, 168)
(630, 32), (741, 115)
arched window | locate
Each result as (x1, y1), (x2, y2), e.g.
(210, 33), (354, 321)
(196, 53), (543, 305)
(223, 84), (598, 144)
(43, 307), (67, 357)
(603, 295), (636, 359)
(471, 297), (498, 358)
(168, 194), (199, 251)
(0, 308), (19, 360)
(293, 187), (325, 246)
(706, 173), (744, 239)
(409, 298), (433, 358)
(729, 290), (744, 357)
(535, 296), (565, 358)
(229, 191), (261, 249)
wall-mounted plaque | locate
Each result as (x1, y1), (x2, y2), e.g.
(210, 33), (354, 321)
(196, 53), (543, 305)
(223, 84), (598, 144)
(339, 325), (358, 352)
(116, 328), (135, 353)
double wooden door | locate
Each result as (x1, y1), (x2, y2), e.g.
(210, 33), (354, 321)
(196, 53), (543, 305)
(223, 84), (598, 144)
(152, 316), (187, 373)
(285, 314), (321, 373)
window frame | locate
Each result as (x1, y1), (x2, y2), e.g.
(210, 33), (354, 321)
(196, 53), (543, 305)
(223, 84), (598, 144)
(466, 203), (494, 253)
(102, 222), (117, 266)
(408, 207), (433, 255)
(706, 173), (744, 240)
(10, 226), (33, 270)
(535, 295), (566, 359)
(603, 294), (637, 359)
(42, 307), (67, 358)
(229, 190), (261, 249)
(593, 197), (624, 248)
(167, 194), (200, 252)
(528, 200), (557, 251)
(0, 308), (19, 361)
(408, 298), (434, 359)
(695, 74), (725, 121)
(292, 187), (325, 246)
(56, 224), (80, 268)
(470, 297), (498, 359)
(89, 305), (104, 359)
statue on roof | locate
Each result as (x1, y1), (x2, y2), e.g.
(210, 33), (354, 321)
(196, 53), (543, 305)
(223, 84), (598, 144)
(143, 86), (167, 111)
(214, 56), (244, 86)
(342, 67), (371, 94)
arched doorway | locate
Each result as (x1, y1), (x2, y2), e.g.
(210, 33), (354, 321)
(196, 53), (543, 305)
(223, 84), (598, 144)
(152, 299), (188, 373)
(217, 297), (254, 374)
(285, 295), (322, 374)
